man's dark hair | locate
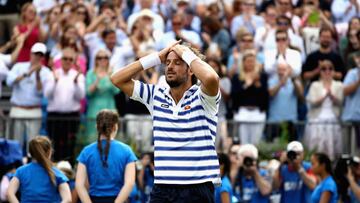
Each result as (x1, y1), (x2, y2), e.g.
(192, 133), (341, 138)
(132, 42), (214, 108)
(102, 29), (116, 39)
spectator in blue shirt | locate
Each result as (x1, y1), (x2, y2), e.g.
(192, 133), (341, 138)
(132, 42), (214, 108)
(342, 67), (360, 148)
(215, 153), (233, 203)
(138, 152), (154, 203)
(273, 141), (317, 203)
(76, 109), (137, 203)
(7, 136), (72, 203)
(346, 156), (360, 203)
(311, 152), (338, 203)
(233, 144), (272, 203)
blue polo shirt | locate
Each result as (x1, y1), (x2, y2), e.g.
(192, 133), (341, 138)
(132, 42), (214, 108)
(279, 162), (313, 203)
(311, 176), (338, 203)
(233, 169), (270, 203)
(77, 140), (137, 197)
(342, 68), (360, 121)
(215, 175), (233, 203)
(14, 162), (68, 203)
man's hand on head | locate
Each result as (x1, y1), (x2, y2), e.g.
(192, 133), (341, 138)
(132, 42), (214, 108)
(158, 40), (181, 63)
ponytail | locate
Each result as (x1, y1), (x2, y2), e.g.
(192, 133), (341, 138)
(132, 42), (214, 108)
(29, 136), (56, 186)
(96, 110), (119, 168)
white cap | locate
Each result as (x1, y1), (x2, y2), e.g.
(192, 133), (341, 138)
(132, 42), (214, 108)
(287, 141), (304, 152)
(238, 144), (258, 159)
(56, 160), (72, 170)
(31, 43), (47, 54)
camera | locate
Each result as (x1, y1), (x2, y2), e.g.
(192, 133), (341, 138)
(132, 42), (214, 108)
(243, 157), (254, 167)
(287, 150), (298, 161)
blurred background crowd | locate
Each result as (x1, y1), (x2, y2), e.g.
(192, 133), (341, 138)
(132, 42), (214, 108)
(0, 0), (360, 202)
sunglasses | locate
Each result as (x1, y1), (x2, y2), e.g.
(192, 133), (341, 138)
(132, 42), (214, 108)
(321, 67), (333, 71)
(277, 21), (289, 26)
(33, 52), (44, 56)
(96, 56), (109, 60)
(242, 38), (253, 43)
(276, 37), (287, 42)
(172, 22), (182, 26)
(243, 3), (255, 6)
(62, 57), (74, 62)
(77, 10), (86, 15)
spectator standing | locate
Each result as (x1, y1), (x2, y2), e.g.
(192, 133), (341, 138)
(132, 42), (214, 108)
(302, 27), (345, 83)
(231, 50), (268, 145)
(7, 136), (72, 203)
(267, 59), (304, 141)
(342, 66), (360, 149)
(254, 5), (278, 53)
(6, 42), (51, 154)
(85, 49), (119, 144)
(305, 60), (344, 160)
(233, 144), (272, 203)
(44, 48), (85, 163)
(111, 42), (221, 201)
(230, 0), (264, 38)
(14, 3), (46, 62)
(76, 110), (137, 203)
(273, 141), (316, 203)
(310, 153), (338, 203)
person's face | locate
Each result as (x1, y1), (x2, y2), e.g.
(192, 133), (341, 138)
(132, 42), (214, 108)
(30, 52), (44, 64)
(238, 151), (257, 169)
(276, 33), (289, 49)
(276, 19), (290, 31)
(95, 51), (110, 68)
(240, 36), (254, 50)
(277, 0), (291, 12)
(350, 18), (360, 31)
(140, 0), (153, 9)
(277, 63), (288, 76)
(319, 31), (333, 49)
(104, 32), (117, 50)
(25, 5), (36, 21)
(50, 7), (60, 21)
(165, 51), (190, 88)
(349, 29), (359, 49)
(61, 52), (75, 71)
(172, 17), (183, 32)
(243, 55), (256, 72)
(311, 155), (322, 175)
(266, 8), (277, 25)
(208, 61), (221, 75)
(229, 145), (240, 164)
(352, 163), (360, 177)
(319, 64), (334, 80)
(76, 7), (87, 20)
(241, 0), (255, 13)
(64, 28), (78, 41)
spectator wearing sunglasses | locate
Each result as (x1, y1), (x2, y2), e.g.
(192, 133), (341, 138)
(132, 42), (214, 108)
(44, 48), (85, 164)
(304, 60), (343, 160)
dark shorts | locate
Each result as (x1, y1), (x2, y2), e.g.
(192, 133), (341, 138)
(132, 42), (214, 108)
(90, 196), (117, 203)
(149, 181), (215, 203)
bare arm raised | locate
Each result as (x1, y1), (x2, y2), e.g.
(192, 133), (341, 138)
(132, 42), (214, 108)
(110, 41), (180, 96)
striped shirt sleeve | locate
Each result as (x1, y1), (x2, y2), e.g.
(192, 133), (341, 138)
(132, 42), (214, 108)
(130, 80), (155, 114)
(198, 88), (221, 116)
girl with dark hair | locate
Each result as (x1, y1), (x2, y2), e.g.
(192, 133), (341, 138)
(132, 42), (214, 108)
(311, 152), (338, 203)
(76, 109), (137, 203)
(215, 153), (233, 203)
(7, 136), (71, 202)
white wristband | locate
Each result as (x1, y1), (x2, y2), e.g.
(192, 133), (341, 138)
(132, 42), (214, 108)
(182, 50), (199, 66)
(139, 52), (161, 70)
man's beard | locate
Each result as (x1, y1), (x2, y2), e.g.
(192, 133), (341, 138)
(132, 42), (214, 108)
(320, 41), (331, 49)
(166, 76), (187, 88)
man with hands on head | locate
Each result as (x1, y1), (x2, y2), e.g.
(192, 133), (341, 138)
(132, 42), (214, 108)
(233, 144), (272, 203)
(273, 141), (317, 203)
(111, 40), (221, 202)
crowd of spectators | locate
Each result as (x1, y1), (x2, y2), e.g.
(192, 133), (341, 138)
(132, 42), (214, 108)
(0, 0), (360, 202)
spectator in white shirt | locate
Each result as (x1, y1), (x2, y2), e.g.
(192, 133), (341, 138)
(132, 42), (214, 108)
(6, 43), (52, 154)
(331, 0), (360, 25)
(264, 30), (302, 78)
(44, 48), (85, 164)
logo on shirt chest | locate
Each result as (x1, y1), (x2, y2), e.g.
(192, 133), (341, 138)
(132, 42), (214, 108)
(184, 105), (191, 110)
(161, 104), (169, 108)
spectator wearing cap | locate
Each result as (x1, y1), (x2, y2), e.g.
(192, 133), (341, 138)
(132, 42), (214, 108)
(44, 48), (85, 163)
(6, 42), (52, 154)
(233, 144), (271, 203)
(156, 12), (202, 50)
(267, 54), (304, 141)
(273, 141), (317, 203)
(230, 0), (264, 38)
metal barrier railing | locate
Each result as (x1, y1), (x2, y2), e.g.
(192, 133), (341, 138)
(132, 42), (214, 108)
(0, 116), (358, 161)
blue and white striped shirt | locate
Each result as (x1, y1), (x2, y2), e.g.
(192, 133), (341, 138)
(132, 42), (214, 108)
(131, 80), (221, 185)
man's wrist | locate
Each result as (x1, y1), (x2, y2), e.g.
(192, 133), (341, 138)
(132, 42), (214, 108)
(182, 50), (199, 66)
(139, 52), (161, 70)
